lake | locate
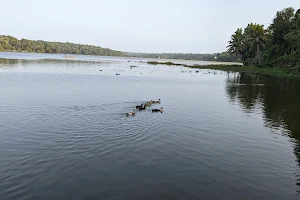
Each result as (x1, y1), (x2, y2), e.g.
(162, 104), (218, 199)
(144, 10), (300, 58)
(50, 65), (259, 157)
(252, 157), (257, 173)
(0, 52), (300, 200)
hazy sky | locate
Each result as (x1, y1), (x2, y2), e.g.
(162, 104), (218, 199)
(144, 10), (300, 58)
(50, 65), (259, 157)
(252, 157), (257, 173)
(1, 0), (300, 53)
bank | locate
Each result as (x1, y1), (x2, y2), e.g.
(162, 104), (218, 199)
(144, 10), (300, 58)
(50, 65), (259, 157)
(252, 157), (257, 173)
(147, 61), (300, 79)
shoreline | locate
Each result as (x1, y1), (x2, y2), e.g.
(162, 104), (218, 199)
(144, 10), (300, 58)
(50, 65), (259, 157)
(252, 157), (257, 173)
(0, 51), (240, 65)
(1, 52), (298, 79)
(147, 61), (300, 79)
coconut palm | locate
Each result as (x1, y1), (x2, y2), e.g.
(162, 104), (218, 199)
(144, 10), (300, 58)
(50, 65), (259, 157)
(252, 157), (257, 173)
(284, 9), (300, 54)
(227, 28), (244, 59)
(244, 23), (267, 65)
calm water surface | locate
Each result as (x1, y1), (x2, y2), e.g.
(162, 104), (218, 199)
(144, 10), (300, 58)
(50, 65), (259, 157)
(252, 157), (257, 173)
(0, 52), (300, 200)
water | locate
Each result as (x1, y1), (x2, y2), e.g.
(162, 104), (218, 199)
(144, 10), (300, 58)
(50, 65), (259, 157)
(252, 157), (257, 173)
(0, 52), (300, 200)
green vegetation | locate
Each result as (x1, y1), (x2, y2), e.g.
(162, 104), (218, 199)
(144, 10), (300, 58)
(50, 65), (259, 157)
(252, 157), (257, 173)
(147, 61), (182, 66)
(148, 7), (300, 79)
(0, 35), (239, 62)
(228, 7), (300, 68)
(0, 35), (125, 56)
(147, 61), (300, 79)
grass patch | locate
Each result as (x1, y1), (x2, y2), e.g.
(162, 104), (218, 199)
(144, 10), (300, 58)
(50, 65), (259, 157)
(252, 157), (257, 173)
(146, 61), (300, 79)
(190, 65), (300, 79)
(147, 61), (182, 66)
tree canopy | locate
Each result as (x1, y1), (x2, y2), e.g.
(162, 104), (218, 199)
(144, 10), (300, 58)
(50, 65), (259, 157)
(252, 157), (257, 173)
(0, 35), (125, 57)
(0, 36), (240, 62)
(227, 7), (300, 67)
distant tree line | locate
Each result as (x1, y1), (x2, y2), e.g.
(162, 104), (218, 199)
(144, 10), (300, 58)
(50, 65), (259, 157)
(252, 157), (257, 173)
(126, 52), (240, 62)
(0, 35), (241, 62)
(0, 35), (125, 56)
(227, 7), (300, 67)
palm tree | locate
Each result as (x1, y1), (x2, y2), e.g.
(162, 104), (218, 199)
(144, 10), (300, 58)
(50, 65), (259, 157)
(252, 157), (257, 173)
(284, 9), (300, 54)
(227, 28), (244, 59)
(244, 23), (267, 66)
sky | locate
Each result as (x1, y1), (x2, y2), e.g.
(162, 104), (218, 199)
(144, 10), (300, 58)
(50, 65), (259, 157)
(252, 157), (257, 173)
(1, 0), (300, 53)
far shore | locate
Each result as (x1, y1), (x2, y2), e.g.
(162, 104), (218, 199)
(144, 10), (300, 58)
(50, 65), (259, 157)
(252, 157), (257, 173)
(0, 51), (241, 65)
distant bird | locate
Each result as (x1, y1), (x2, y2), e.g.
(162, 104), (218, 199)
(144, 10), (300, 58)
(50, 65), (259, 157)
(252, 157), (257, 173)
(145, 100), (154, 107)
(116, 73), (120, 75)
(152, 107), (163, 113)
(138, 105), (146, 111)
(152, 99), (161, 104)
(126, 111), (136, 116)
(136, 104), (144, 109)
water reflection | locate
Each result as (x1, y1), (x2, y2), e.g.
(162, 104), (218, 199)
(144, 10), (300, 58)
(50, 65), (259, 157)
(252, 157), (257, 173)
(0, 58), (19, 67)
(0, 58), (105, 67)
(226, 72), (300, 186)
